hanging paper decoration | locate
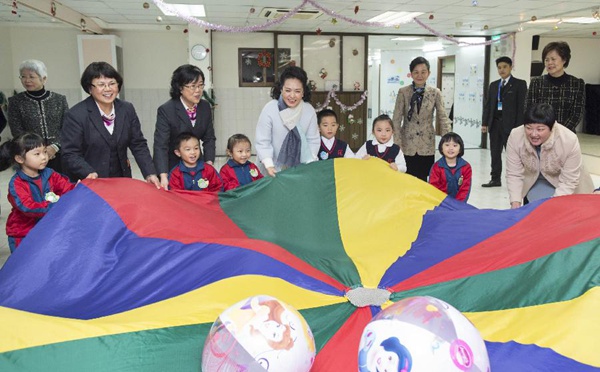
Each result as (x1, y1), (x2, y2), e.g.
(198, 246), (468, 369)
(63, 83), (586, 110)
(315, 89), (368, 113)
(354, 5), (359, 14)
(11, 0), (17, 15)
(257, 50), (272, 68)
(353, 81), (361, 90)
(429, 14), (434, 20)
(331, 18), (337, 25)
(50, 1), (57, 17)
(319, 68), (328, 79)
(316, 27), (322, 35)
(352, 49), (359, 56)
(329, 38), (336, 47)
(308, 80), (317, 91)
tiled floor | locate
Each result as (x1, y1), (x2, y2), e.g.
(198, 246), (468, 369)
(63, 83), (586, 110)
(1, 134), (599, 268)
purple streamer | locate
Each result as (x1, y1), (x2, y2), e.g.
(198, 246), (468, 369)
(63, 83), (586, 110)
(152, 0), (514, 47)
(316, 90), (368, 113)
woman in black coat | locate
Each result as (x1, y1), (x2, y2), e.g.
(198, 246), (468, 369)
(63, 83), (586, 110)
(153, 64), (216, 188)
(61, 62), (159, 187)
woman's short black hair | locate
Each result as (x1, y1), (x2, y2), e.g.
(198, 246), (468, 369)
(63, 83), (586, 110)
(438, 132), (465, 157)
(542, 41), (571, 68)
(80, 62), (123, 94)
(524, 103), (556, 129)
(271, 66), (311, 102)
(410, 56), (430, 72)
(170, 64), (205, 100)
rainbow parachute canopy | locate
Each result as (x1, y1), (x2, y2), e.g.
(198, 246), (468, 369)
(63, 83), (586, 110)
(0, 158), (598, 371)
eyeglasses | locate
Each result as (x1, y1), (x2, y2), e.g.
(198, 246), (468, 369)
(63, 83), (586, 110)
(91, 81), (118, 90)
(19, 75), (40, 81)
(184, 83), (205, 91)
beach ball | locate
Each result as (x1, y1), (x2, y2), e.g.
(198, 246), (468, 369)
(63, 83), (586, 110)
(358, 296), (490, 372)
(202, 295), (315, 372)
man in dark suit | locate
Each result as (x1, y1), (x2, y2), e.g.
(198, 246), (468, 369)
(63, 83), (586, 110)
(481, 56), (527, 187)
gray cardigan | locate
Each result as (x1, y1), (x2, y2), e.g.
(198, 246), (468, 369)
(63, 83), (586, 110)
(8, 91), (68, 147)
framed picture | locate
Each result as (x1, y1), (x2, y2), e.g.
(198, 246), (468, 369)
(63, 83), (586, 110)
(238, 48), (292, 87)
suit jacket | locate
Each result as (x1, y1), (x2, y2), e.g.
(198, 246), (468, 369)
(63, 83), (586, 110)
(482, 76), (527, 135)
(392, 85), (451, 156)
(61, 96), (156, 180)
(153, 98), (216, 175)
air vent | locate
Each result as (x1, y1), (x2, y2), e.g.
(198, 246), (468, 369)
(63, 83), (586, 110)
(258, 7), (322, 20)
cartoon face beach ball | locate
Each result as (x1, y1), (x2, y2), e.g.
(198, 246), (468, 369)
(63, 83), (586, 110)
(202, 295), (315, 372)
(358, 296), (490, 372)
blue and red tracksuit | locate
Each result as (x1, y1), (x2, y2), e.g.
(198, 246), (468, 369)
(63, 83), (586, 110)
(6, 168), (75, 252)
(219, 159), (263, 191)
(428, 157), (472, 202)
(168, 161), (222, 192)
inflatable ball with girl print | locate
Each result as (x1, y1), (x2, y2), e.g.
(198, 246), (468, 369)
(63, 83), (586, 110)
(358, 296), (490, 372)
(202, 295), (315, 372)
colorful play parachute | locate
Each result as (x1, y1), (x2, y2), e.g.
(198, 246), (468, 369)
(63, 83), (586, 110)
(0, 158), (598, 371)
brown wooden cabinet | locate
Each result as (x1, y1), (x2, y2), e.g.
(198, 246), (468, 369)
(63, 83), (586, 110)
(309, 91), (367, 152)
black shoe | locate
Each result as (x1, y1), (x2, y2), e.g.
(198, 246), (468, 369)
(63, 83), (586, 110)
(482, 180), (501, 187)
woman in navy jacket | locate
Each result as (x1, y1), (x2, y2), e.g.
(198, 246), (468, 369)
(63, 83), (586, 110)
(153, 65), (216, 189)
(61, 62), (159, 186)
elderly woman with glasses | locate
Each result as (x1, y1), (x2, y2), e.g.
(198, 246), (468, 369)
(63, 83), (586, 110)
(8, 59), (69, 173)
(153, 64), (216, 189)
(61, 62), (159, 187)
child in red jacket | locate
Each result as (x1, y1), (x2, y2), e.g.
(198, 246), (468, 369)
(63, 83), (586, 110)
(168, 132), (222, 192)
(428, 132), (472, 202)
(0, 133), (75, 252)
(220, 134), (263, 191)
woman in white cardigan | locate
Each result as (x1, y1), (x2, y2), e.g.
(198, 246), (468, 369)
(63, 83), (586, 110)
(255, 66), (320, 177)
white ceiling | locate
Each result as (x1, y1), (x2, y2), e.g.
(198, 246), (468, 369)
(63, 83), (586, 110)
(1, 0), (599, 38)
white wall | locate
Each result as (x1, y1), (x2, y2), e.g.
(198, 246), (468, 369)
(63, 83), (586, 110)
(114, 30), (188, 148)
(536, 37), (600, 84)
(0, 26), (14, 95)
(211, 32), (274, 156)
(449, 41), (486, 147)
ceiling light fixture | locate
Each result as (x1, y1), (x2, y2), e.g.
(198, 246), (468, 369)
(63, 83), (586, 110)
(366, 11), (424, 25)
(564, 17), (600, 24)
(157, 3), (206, 17)
(422, 43), (444, 52)
(390, 36), (422, 41)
